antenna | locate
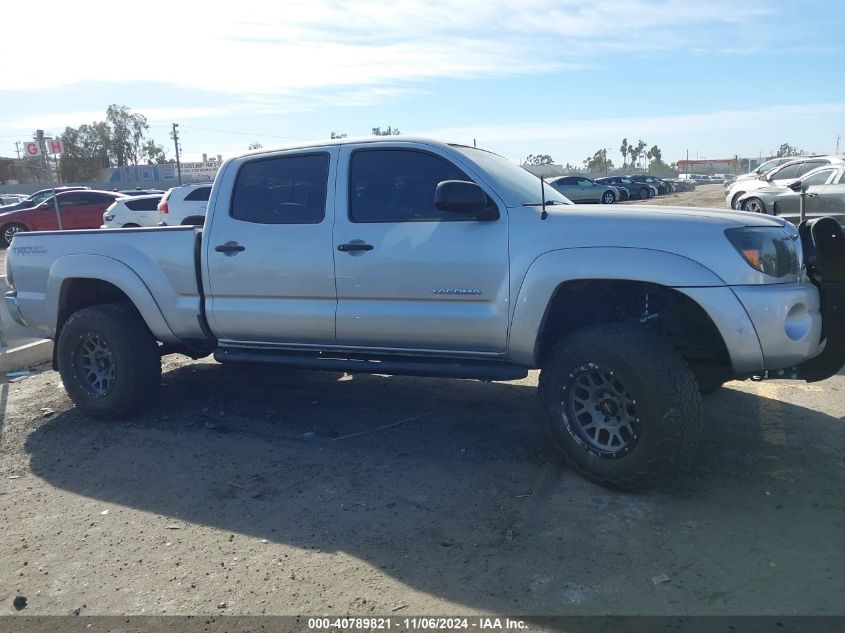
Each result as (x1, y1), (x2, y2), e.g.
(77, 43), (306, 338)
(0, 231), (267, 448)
(540, 174), (548, 220)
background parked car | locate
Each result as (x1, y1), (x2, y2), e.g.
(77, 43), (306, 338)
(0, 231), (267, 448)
(593, 177), (630, 200)
(600, 176), (654, 200)
(726, 156), (843, 209)
(546, 176), (619, 203)
(118, 188), (165, 196)
(627, 174), (670, 195)
(738, 163), (845, 224)
(158, 183), (212, 225)
(102, 193), (164, 228)
(0, 186), (90, 213)
(0, 189), (123, 246)
(0, 194), (27, 206)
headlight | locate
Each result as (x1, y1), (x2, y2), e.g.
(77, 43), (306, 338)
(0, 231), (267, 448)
(104, 214), (115, 221)
(725, 227), (798, 278)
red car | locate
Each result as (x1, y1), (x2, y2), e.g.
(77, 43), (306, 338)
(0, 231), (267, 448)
(1, 190), (124, 247)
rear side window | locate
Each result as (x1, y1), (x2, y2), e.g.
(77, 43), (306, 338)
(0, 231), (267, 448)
(125, 197), (162, 211)
(185, 186), (211, 202)
(349, 149), (479, 223)
(231, 153), (329, 224)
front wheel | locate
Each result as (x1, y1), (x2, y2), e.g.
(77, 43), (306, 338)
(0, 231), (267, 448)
(600, 190), (616, 204)
(539, 323), (703, 489)
(57, 303), (162, 419)
(742, 197), (768, 214)
(638, 188), (650, 200)
(2, 222), (27, 247)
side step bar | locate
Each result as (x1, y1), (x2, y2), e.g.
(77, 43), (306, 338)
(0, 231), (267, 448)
(214, 348), (529, 381)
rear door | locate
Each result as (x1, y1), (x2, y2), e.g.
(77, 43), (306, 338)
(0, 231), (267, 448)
(205, 148), (338, 345)
(124, 195), (162, 226)
(184, 186), (211, 222)
(818, 168), (845, 218)
(551, 177), (581, 200)
(332, 144), (510, 353)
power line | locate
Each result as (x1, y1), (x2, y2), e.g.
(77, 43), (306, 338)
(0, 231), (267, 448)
(173, 125), (310, 141)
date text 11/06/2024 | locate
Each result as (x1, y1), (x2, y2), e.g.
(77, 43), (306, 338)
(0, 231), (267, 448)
(307, 617), (528, 630)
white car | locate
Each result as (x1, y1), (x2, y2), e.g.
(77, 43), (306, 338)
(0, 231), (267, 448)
(158, 184), (212, 226)
(726, 156), (843, 210)
(101, 194), (164, 228)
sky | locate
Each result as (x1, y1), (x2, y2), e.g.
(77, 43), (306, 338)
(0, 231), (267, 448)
(1, 0), (844, 166)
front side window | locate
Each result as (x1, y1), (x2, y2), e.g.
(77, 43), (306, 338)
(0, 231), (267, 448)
(349, 149), (486, 223)
(771, 163), (802, 180)
(231, 153), (329, 224)
(801, 168), (835, 187)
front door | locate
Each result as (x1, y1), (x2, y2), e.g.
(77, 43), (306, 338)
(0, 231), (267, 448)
(205, 148), (338, 345)
(332, 145), (510, 353)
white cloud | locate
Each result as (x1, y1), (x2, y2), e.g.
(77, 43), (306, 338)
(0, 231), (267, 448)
(1, 0), (770, 98)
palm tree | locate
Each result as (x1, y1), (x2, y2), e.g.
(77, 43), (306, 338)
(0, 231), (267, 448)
(620, 138), (629, 169)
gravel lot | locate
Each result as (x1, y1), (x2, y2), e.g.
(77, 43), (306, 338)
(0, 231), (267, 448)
(2, 182), (844, 618)
(621, 183), (727, 209)
(1, 356), (843, 616)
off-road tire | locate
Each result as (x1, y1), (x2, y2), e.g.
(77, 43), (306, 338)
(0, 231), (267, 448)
(539, 323), (703, 489)
(57, 303), (161, 419)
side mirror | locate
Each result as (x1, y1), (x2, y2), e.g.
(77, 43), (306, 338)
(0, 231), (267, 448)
(435, 180), (498, 221)
(758, 174), (769, 181)
(787, 179), (804, 192)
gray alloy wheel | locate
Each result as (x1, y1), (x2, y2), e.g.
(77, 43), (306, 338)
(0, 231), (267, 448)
(2, 223), (26, 247)
(601, 191), (616, 204)
(742, 197), (767, 214)
(74, 334), (116, 397)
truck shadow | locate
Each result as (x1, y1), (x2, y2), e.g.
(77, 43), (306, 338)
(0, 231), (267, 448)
(24, 362), (845, 617)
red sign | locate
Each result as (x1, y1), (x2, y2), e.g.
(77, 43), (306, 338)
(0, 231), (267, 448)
(46, 138), (63, 154)
(23, 142), (41, 157)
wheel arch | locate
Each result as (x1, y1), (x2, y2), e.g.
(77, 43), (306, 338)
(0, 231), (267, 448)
(508, 248), (732, 372)
(47, 255), (178, 349)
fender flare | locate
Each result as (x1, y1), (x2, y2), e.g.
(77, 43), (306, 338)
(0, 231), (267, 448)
(507, 247), (728, 366)
(46, 254), (178, 343)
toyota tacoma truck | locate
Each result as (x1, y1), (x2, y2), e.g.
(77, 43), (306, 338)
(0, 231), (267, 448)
(5, 138), (845, 488)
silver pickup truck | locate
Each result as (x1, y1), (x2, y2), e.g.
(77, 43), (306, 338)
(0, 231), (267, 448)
(6, 138), (845, 488)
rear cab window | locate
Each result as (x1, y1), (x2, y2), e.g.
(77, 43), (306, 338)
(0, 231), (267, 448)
(230, 153), (330, 224)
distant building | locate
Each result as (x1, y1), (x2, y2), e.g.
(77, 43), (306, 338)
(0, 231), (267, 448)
(522, 163), (567, 178)
(102, 157), (224, 184)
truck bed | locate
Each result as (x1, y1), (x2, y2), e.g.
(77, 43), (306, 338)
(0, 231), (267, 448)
(7, 226), (204, 343)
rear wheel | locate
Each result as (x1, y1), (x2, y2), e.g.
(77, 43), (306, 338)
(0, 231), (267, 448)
(600, 190), (616, 204)
(539, 323), (703, 489)
(2, 222), (27, 247)
(57, 303), (161, 419)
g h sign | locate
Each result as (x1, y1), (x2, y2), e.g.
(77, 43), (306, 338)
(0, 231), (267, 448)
(46, 138), (63, 154)
(23, 142), (41, 157)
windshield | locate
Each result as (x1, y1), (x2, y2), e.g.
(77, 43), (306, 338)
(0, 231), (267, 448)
(452, 145), (571, 206)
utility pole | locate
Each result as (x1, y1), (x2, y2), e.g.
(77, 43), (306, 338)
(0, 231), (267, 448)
(171, 123), (182, 185)
(15, 141), (21, 159)
(837, 135), (842, 156)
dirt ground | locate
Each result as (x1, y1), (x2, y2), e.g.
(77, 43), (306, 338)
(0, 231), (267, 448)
(621, 183), (727, 209)
(2, 182), (844, 618)
(1, 356), (844, 616)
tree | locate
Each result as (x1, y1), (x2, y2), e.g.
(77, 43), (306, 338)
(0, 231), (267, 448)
(372, 126), (400, 136)
(58, 105), (167, 181)
(775, 143), (802, 157)
(620, 138), (629, 168)
(583, 149), (614, 174)
(632, 139), (647, 170)
(248, 142), (263, 150)
(330, 131), (348, 139)
(524, 154), (554, 166)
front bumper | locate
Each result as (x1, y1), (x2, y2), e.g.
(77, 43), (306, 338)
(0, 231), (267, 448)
(732, 283), (823, 371)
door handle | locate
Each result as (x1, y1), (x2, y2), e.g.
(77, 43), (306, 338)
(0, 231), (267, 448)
(215, 241), (246, 255)
(807, 192), (819, 198)
(337, 242), (374, 252)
